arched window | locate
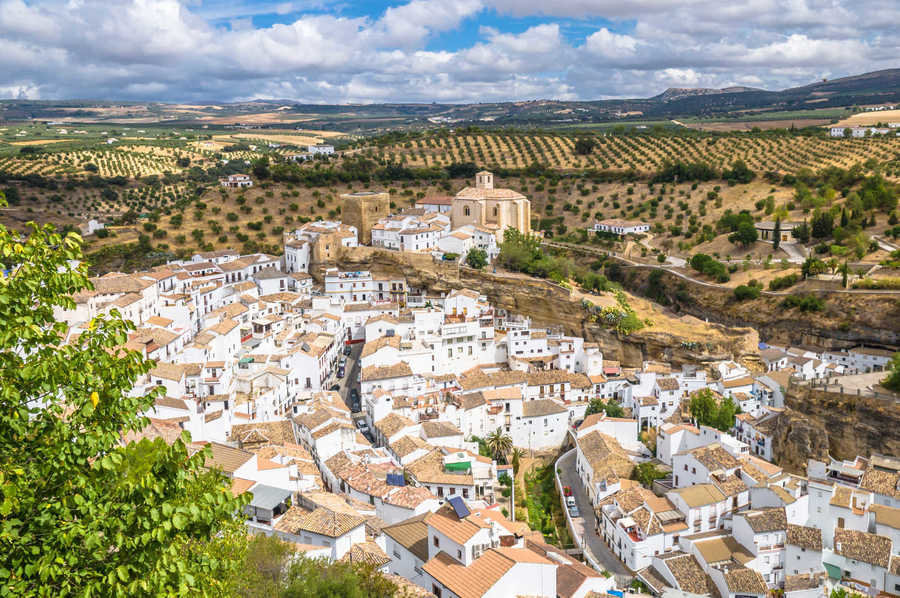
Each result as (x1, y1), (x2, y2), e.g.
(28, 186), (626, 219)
(464, 206), (470, 216)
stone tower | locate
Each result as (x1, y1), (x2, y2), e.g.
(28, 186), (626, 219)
(341, 191), (390, 245)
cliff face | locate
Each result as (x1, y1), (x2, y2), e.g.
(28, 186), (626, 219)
(770, 408), (830, 474)
(620, 268), (900, 349)
(771, 384), (900, 472)
(327, 247), (758, 368)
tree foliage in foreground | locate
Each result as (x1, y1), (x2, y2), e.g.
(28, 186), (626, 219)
(0, 191), (247, 597)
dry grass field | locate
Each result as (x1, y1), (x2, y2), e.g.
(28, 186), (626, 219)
(831, 109), (900, 127)
(9, 139), (73, 146)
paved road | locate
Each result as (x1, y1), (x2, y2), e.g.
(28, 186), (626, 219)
(329, 341), (362, 412)
(556, 449), (629, 576)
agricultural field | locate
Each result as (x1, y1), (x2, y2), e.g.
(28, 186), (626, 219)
(368, 132), (900, 175)
(831, 109), (900, 127)
(680, 119), (833, 132)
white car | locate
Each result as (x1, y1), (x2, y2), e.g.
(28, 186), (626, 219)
(566, 496), (576, 508)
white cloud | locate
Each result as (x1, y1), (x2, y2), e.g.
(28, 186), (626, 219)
(0, 0), (894, 103)
(584, 28), (639, 60)
(654, 68), (701, 86)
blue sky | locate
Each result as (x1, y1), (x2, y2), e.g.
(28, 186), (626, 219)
(0, 0), (895, 102)
(208, 1), (635, 51)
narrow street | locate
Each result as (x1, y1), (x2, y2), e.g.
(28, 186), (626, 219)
(329, 341), (362, 411)
(556, 449), (629, 577)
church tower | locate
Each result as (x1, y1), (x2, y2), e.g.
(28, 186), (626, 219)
(475, 171), (493, 190)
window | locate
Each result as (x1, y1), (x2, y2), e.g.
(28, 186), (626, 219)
(457, 549), (462, 559)
(463, 488), (469, 498)
(433, 585), (442, 597)
(433, 536), (439, 547)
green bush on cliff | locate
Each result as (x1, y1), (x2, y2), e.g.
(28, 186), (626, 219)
(883, 353), (900, 392)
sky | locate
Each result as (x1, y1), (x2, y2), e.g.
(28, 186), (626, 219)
(0, 0), (897, 104)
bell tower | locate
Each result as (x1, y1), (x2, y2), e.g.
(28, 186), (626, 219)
(475, 171), (493, 190)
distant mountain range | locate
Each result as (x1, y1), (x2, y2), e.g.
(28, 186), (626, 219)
(2, 69), (898, 131)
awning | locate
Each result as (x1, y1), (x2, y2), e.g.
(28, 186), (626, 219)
(444, 461), (471, 472)
(823, 562), (842, 580)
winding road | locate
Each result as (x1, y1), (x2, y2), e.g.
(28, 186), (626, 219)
(541, 240), (900, 296)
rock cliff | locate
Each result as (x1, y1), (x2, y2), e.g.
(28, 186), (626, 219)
(777, 384), (900, 469)
(620, 267), (900, 349)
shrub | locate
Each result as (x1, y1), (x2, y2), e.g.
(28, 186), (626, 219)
(781, 294), (825, 312)
(768, 273), (799, 291)
(733, 285), (761, 301)
(851, 278), (900, 290)
(689, 253), (730, 282)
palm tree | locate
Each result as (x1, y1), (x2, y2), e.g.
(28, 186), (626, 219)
(485, 428), (512, 463)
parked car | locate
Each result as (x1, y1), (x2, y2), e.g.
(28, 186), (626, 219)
(343, 345), (352, 356)
(563, 486), (572, 497)
(336, 368), (345, 379)
(568, 504), (580, 518)
(329, 384), (340, 392)
(339, 357), (347, 367)
(565, 495), (576, 508)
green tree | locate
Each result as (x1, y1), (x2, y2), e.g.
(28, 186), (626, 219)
(713, 397), (739, 431)
(465, 248), (488, 270)
(251, 156), (270, 179)
(689, 388), (717, 426)
(792, 219), (810, 243)
(882, 353), (900, 392)
(0, 192), (246, 597)
(603, 400), (625, 418)
(633, 462), (667, 488)
(689, 389), (739, 431)
(585, 399), (625, 418)
(810, 210), (834, 239)
(485, 428), (513, 463)
(801, 256), (828, 279)
(728, 221), (758, 247)
(772, 217), (781, 251)
(574, 137), (596, 156)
